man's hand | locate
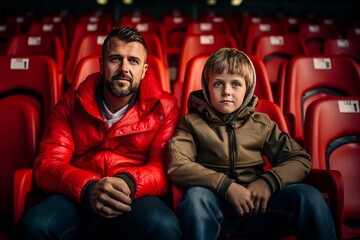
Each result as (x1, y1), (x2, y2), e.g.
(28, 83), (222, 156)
(247, 178), (271, 216)
(226, 182), (254, 216)
(90, 177), (132, 218)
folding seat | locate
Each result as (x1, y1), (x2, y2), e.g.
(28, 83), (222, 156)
(298, 23), (338, 55)
(118, 11), (152, 25)
(173, 34), (237, 107)
(253, 34), (308, 99)
(304, 96), (360, 240)
(6, 34), (65, 75)
(185, 21), (231, 36)
(171, 97), (344, 239)
(242, 21), (287, 54)
(65, 21), (110, 85)
(346, 25), (360, 40)
(179, 54), (273, 115)
(278, 55), (360, 145)
(161, 11), (192, 56)
(141, 32), (168, 68)
(0, 55), (62, 127)
(28, 22), (68, 52)
(66, 33), (107, 85)
(0, 96), (40, 239)
(323, 38), (360, 63)
(41, 10), (78, 43)
(71, 54), (170, 93)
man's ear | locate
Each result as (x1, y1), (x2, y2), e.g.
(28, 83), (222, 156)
(99, 57), (104, 74)
(141, 64), (148, 79)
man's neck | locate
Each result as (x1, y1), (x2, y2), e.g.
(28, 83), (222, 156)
(102, 88), (133, 114)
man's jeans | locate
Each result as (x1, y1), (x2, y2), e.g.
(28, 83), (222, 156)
(178, 184), (337, 240)
(16, 195), (181, 240)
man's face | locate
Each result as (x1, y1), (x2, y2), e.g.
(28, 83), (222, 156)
(101, 38), (148, 97)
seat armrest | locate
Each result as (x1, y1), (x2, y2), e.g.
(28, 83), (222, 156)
(302, 169), (344, 240)
(13, 169), (34, 226)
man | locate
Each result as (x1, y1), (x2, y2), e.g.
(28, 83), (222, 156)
(16, 27), (181, 239)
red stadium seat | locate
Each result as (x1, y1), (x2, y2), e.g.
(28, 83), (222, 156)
(278, 55), (360, 145)
(298, 23), (338, 55)
(253, 34), (308, 98)
(243, 22), (287, 54)
(28, 22), (68, 52)
(185, 21), (231, 36)
(6, 34), (65, 74)
(0, 55), (62, 127)
(323, 38), (360, 63)
(0, 96), (40, 238)
(65, 21), (110, 84)
(304, 96), (360, 239)
(162, 11), (192, 56)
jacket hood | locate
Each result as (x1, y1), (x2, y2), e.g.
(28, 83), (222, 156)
(196, 50), (257, 122)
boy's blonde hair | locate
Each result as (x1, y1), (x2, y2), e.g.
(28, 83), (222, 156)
(202, 48), (255, 91)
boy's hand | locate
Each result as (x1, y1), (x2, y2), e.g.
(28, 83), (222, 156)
(90, 177), (132, 218)
(226, 182), (254, 216)
(247, 178), (271, 216)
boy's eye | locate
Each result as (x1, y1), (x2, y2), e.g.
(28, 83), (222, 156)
(214, 81), (223, 87)
(232, 81), (242, 88)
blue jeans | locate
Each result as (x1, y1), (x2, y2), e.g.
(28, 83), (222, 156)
(178, 184), (337, 240)
(16, 195), (181, 240)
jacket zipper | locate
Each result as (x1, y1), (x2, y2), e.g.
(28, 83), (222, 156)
(226, 122), (236, 179)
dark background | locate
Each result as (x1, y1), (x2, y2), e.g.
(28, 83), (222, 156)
(1, 0), (359, 23)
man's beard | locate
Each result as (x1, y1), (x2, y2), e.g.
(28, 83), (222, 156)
(106, 73), (139, 97)
(108, 80), (137, 97)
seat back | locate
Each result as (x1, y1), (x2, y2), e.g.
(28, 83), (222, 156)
(67, 33), (106, 84)
(0, 96), (40, 232)
(162, 11), (192, 55)
(243, 22), (287, 54)
(173, 34), (237, 106)
(6, 34), (65, 72)
(304, 97), (360, 222)
(65, 21), (109, 84)
(28, 22), (68, 52)
(298, 23), (338, 55)
(0, 55), (62, 127)
(323, 38), (360, 63)
(180, 54), (273, 114)
(186, 21), (231, 35)
(253, 34), (308, 91)
(280, 55), (360, 144)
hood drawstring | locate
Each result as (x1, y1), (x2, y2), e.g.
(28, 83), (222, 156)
(225, 122), (235, 132)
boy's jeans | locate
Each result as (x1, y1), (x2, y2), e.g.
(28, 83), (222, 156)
(178, 184), (337, 240)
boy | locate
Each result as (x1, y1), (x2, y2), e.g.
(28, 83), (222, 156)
(168, 48), (336, 240)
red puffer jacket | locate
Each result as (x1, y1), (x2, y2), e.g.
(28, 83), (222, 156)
(34, 69), (179, 203)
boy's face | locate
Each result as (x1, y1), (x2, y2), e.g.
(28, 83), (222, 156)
(208, 72), (247, 115)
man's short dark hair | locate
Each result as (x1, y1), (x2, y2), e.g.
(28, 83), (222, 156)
(102, 26), (147, 57)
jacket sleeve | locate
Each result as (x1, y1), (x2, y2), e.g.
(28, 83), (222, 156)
(33, 93), (100, 203)
(167, 116), (233, 198)
(261, 120), (312, 193)
(115, 97), (180, 199)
